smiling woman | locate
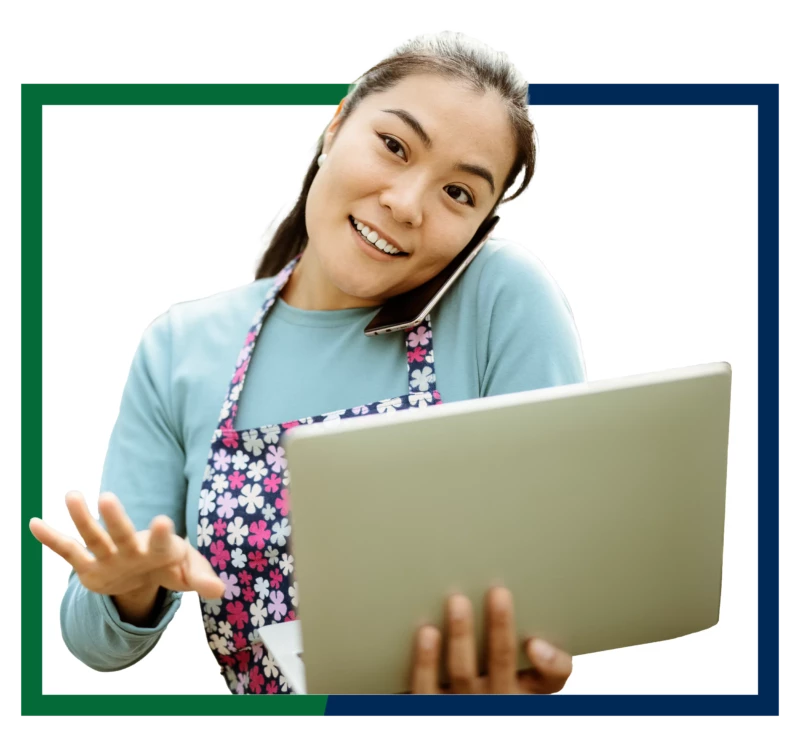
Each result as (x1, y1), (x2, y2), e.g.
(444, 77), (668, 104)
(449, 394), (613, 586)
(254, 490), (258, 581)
(31, 30), (585, 696)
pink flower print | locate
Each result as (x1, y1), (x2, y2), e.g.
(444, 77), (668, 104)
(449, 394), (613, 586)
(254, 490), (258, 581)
(248, 550), (268, 572)
(275, 488), (291, 517)
(285, 610), (297, 622)
(407, 325), (431, 348)
(228, 470), (246, 491)
(213, 519), (227, 537)
(235, 650), (250, 673)
(231, 403), (238, 419)
(246, 330), (256, 345)
(232, 357), (250, 385)
(281, 420), (300, 430)
(250, 665), (265, 694)
(213, 448), (231, 472)
(242, 587), (255, 603)
(263, 474), (281, 494)
(266, 445), (287, 473)
(351, 405), (369, 415)
(236, 673), (248, 695)
(216, 491), (239, 519)
(269, 569), (283, 588)
(219, 571), (240, 600)
(238, 570), (253, 586)
(233, 631), (248, 651)
(433, 390), (441, 401)
(247, 519), (270, 549)
(267, 590), (287, 621)
(252, 642), (263, 661)
(226, 600), (249, 629)
(266, 680), (278, 694)
(221, 419), (239, 449)
(210, 540), (230, 570)
(407, 346), (427, 363)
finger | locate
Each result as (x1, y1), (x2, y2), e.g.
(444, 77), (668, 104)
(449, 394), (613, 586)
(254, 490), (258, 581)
(64, 491), (117, 559)
(29, 518), (94, 572)
(521, 638), (573, 694)
(97, 492), (139, 553)
(410, 626), (442, 694)
(147, 515), (180, 560)
(185, 545), (227, 599)
(445, 594), (480, 693)
(485, 587), (518, 694)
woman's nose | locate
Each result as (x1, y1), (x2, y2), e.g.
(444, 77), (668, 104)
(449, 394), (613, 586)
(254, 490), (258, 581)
(378, 174), (426, 228)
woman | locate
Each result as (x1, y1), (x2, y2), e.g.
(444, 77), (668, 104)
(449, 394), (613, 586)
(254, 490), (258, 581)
(30, 31), (584, 695)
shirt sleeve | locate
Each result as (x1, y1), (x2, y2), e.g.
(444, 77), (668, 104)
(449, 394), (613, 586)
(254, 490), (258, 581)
(476, 243), (587, 397)
(59, 309), (189, 671)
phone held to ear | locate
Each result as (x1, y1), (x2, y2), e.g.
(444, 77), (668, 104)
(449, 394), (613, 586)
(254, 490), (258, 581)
(364, 215), (500, 337)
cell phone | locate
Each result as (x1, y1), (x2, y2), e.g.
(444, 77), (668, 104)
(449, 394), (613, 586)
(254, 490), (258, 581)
(364, 215), (500, 336)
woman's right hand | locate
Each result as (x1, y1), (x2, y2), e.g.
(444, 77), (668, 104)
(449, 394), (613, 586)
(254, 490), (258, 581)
(29, 491), (226, 611)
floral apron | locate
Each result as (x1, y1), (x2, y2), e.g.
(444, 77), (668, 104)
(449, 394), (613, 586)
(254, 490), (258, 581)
(196, 253), (442, 694)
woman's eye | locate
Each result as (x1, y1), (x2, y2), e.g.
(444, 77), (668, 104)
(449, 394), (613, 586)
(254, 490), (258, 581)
(379, 134), (407, 161)
(445, 185), (475, 207)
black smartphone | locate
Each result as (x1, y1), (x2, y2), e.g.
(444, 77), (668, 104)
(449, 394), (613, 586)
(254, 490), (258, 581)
(364, 215), (500, 336)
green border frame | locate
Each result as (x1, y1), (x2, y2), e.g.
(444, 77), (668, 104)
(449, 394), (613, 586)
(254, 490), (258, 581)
(21, 84), (349, 716)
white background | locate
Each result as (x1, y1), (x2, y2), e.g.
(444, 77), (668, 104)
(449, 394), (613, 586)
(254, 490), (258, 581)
(41, 104), (758, 697)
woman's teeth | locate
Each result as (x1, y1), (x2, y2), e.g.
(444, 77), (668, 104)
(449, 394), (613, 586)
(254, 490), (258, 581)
(351, 216), (405, 256)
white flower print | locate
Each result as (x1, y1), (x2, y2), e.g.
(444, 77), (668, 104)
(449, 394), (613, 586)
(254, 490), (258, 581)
(351, 405), (370, 415)
(298, 416), (315, 425)
(266, 546), (280, 566)
(218, 400), (232, 422)
(262, 651), (278, 678)
(203, 598), (222, 616)
(283, 469), (291, 486)
(261, 424), (280, 444)
(238, 483), (264, 514)
(209, 634), (230, 655)
(266, 445), (287, 472)
(203, 614), (217, 634)
(409, 391), (433, 408)
(217, 620), (233, 639)
(407, 325), (431, 348)
(271, 518), (292, 546)
(242, 429), (265, 455)
(262, 503), (276, 522)
(231, 449), (250, 471)
(236, 345), (250, 366)
(231, 547), (246, 569)
(279, 674), (289, 693)
(279, 553), (294, 575)
(410, 366), (435, 392)
(246, 459), (268, 482)
(254, 576), (270, 600)
(377, 397), (403, 413)
(224, 667), (238, 690)
(199, 488), (216, 516)
(323, 409), (346, 422)
(197, 518), (213, 547)
(230, 382), (242, 401)
(211, 473), (229, 494)
(226, 516), (248, 546)
(289, 582), (299, 607)
(425, 349), (435, 364)
(203, 464), (214, 483)
(250, 599), (268, 628)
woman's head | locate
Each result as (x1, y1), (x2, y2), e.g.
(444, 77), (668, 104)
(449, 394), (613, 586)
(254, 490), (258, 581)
(256, 31), (537, 308)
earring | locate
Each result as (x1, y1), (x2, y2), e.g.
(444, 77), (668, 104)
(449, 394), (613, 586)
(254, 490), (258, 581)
(317, 153), (327, 167)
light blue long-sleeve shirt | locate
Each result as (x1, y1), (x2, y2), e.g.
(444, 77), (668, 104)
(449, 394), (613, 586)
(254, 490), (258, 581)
(60, 238), (586, 672)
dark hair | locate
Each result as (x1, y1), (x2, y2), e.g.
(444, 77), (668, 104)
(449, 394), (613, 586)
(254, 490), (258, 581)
(255, 30), (536, 279)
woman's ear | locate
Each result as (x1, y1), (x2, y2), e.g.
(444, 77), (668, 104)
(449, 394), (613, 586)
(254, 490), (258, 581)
(321, 98), (348, 156)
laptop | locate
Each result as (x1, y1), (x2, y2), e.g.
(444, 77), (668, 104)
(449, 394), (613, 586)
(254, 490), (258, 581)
(259, 362), (732, 694)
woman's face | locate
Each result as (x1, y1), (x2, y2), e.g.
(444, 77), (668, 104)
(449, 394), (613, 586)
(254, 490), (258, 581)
(301, 73), (517, 308)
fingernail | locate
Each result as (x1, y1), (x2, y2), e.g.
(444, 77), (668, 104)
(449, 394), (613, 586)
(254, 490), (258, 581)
(449, 595), (470, 621)
(532, 639), (556, 662)
(419, 627), (438, 651)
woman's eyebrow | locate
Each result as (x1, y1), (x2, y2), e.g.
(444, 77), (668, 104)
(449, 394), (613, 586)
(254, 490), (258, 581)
(380, 108), (496, 195)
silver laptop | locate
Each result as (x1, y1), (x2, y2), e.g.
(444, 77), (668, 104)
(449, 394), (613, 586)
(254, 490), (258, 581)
(266, 362), (732, 694)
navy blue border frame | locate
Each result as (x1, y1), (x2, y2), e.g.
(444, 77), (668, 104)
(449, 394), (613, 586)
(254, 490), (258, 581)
(324, 83), (779, 716)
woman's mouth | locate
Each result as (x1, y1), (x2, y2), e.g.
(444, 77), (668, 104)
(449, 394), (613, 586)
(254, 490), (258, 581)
(349, 215), (408, 258)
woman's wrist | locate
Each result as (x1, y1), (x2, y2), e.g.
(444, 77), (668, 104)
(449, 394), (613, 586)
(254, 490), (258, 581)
(112, 583), (164, 627)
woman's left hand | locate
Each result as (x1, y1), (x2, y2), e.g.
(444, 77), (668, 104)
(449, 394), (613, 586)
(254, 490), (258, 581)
(409, 587), (573, 694)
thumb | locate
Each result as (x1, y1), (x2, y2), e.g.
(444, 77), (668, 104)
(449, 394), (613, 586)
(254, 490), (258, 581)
(186, 546), (227, 599)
